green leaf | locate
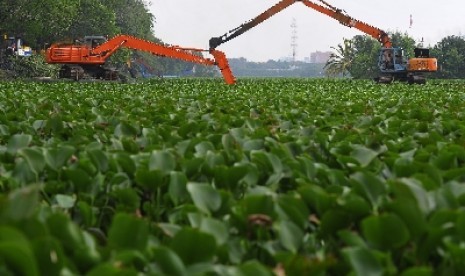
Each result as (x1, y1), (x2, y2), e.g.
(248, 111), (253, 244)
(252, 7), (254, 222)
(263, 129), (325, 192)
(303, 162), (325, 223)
(187, 182), (222, 214)
(87, 148), (108, 172)
(64, 168), (93, 193)
(392, 178), (433, 215)
(87, 263), (137, 276)
(298, 185), (332, 215)
(199, 217), (229, 246)
(108, 213), (149, 251)
(361, 213), (410, 250)
(0, 226), (40, 276)
(170, 228), (217, 265)
(114, 152), (136, 175)
(387, 198), (427, 238)
(152, 246), (186, 276)
(0, 124), (9, 136)
(114, 121), (138, 137)
(276, 195), (309, 229)
(32, 237), (66, 276)
(351, 171), (387, 209)
(149, 150), (176, 174)
(18, 147), (45, 175)
(7, 134), (32, 155)
(195, 141), (215, 157)
(168, 171), (188, 205)
(3, 185), (40, 221)
(400, 266), (433, 276)
(342, 247), (383, 276)
(54, 194), (76, 209)
(338, 230), (367, 248)
(44, 146), (75, 171)
(277, 220), (304, 253)
(238, 260), (273, 276)
(320, 209), (352, 236)
(351, 144), (380, 167)
(135, 169), (164, 190)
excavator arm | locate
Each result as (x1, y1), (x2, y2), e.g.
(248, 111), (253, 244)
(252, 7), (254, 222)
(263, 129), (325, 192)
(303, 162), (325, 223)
(208, 0), (435, 83)
(46, 35), (235, 84)
(299, 0), (391, 48)
(209, 0), (391, 49)
(209, 0), (298, 49)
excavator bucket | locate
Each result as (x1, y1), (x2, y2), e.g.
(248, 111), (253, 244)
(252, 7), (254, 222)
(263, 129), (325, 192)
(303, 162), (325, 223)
(210, 49), (236, 85)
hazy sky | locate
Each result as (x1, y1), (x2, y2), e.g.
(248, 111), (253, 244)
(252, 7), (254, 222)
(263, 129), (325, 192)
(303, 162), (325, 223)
(149, 0), (465, 61)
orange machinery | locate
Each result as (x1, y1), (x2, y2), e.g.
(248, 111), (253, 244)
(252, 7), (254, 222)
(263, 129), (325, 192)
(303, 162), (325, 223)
(46, 34), (235, 84)
(209, 0), (437, 84)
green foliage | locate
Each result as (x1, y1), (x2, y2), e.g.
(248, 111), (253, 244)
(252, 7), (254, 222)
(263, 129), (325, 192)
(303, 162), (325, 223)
(2, 55), (58, 78)
(325, 38), (353, 77)
(348, 35), (380, 79)
(431, 35), (465, 79)
(0, 79), (464, 274)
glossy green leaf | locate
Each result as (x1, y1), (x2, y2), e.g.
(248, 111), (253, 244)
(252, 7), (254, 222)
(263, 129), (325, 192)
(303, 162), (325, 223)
(342, 247), (383, 276)
(108, 213), (149, 251)
(7, 134), (32, 155)
(114, 121), (138, 137)
(361, 213), (410, 250)
(169, 171), (188, 205)
(350, 144), (380, 167)
(277, 220), (304, 253)
(152, 246), (186, 276)
(170, 228), (217, 265)
(149, 150), (176, 174)
(44, 146), (75, 171)
(0, 226), (40, 276)
(3, 185), (40, 221)
(351, 171), (387, 209)
(32, 237), (66, 276)
(199, 217), (229, 245)
(238, 260), (273, 276)
(187, 182), (222, 214)
(87, 148), (108, 172)
(55, 194), (76, 209)
(400, 267), (433, 276)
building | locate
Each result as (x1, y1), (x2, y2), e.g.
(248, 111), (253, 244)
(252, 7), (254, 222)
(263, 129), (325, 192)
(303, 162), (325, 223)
(306, 51), (332, 63)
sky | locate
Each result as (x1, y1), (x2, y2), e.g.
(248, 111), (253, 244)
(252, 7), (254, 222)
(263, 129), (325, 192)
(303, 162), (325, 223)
(149, 0), (465, 62)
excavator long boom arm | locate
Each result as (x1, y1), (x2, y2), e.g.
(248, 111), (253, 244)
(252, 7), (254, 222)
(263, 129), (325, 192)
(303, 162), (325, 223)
(299, 0), (391, 48)
(209, 0), (391, 49)
(46, 35), (235, 84)
(209, 0), (298, 49)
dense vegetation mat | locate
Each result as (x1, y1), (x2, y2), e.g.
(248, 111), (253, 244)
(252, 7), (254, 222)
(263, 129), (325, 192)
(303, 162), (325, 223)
(0, 78), (464, 275)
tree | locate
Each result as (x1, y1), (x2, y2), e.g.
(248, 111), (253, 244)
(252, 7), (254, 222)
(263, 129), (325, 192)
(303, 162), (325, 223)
(431, 35), (465, 79)
(0, 0), (79, 49)
(68, 0), (119, 39)
(348, 35), (380, 79)
(101, 0), (156, 40)
(390, 32), (416, 58)
(324, 38), (353, 77)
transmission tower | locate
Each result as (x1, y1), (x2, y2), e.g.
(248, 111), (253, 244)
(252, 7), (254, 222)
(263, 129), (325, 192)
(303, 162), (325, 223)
(290, 18), (298, 63)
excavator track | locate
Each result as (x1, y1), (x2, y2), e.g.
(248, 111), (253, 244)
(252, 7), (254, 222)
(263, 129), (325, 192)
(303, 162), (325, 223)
(59, 65), (119, 81)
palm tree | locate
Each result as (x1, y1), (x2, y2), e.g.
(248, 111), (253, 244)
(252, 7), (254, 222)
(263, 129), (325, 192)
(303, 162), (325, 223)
(324, 38), (353, 77)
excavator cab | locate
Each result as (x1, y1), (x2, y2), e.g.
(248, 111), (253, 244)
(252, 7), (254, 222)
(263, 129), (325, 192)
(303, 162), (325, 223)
(378, 47), (407, 72)
(82, 36), (107, 49)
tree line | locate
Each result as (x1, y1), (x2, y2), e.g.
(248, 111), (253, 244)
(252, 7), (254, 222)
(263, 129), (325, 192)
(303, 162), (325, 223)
(325, 32), (465, 79)
(0, 0), (216, 78)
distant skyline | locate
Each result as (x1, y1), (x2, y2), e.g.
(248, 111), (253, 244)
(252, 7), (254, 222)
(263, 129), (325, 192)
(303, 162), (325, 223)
(149, 0), (465, 62)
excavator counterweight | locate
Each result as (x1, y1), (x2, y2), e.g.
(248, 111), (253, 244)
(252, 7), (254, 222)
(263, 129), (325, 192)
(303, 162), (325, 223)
(46, 35), (236, 84)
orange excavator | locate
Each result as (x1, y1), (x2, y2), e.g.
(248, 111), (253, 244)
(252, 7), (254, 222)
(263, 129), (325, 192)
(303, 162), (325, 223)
(46, 34), (235, 84)
(209, 0), (437, 84)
